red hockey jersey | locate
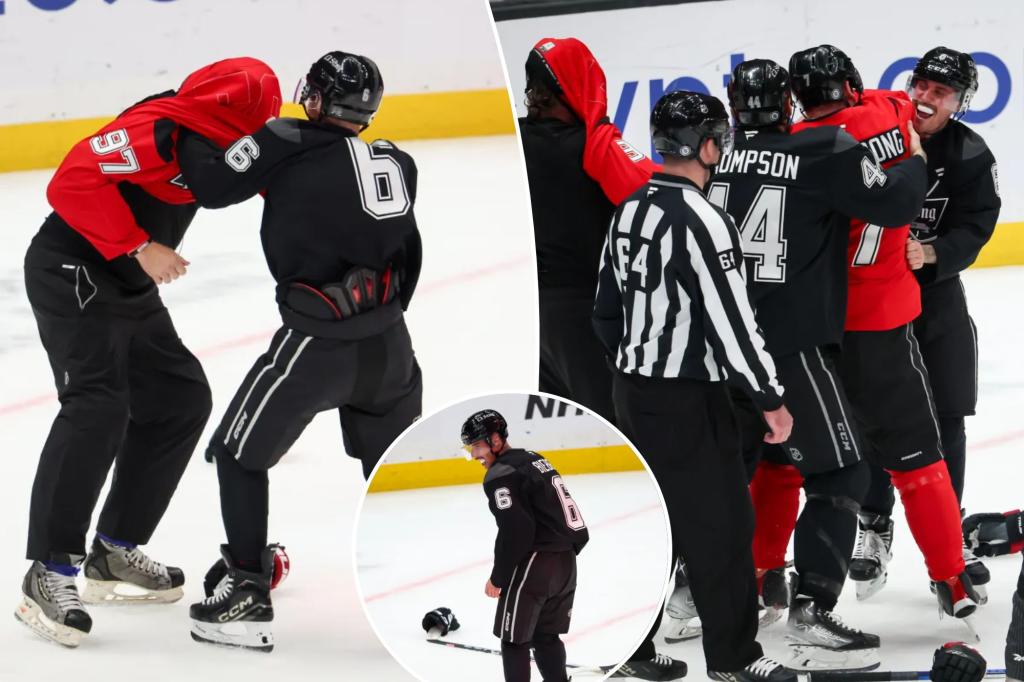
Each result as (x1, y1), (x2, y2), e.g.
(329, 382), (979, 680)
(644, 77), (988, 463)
(792, 89), (921, 331)
(532, 37), (658, 205)
(46, 57), (281, 260)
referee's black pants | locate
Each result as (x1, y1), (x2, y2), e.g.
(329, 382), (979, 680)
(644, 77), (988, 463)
(24, 255), (212, 563)
(613, 372), (762, 674)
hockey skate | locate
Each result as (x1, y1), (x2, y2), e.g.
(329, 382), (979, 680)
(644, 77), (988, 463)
(785, 576), (880, 672)
(81, 535), (184, 604)
(849, 512), (892, 601)
(961, 543), (990, 605)
(933, 571), (982, 640)
(758, 567), (789, 627)
(189, 545), (274, 652)
(709, 656), (797, 682)
(665, 563), (701, 642)
(610, 653), (687, 680)
(14, 561), (92, 648)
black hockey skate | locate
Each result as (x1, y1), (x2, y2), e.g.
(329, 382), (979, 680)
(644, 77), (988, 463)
(849, 512), (893, 601)
(189, 545), (274, 652)
(933, 569), (982, 642)
(665, 561), (701, 642)
(82, 535), (184, 604)
(785, 575), (880, 671)
(709, 656), (797, 682)
(15, 560), (92, 647)
(611, 653), (688, 680)
(758, 566), (789, 627)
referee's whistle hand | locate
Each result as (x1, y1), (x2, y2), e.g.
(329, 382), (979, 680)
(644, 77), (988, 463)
(762, 405), (793, 444)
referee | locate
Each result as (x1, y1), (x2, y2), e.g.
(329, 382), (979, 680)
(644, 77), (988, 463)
(594, 91), (794, 682)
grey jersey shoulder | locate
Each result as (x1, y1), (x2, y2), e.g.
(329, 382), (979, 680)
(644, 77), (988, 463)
(484, 461), (517, 484)
(949, 120), (994, 164)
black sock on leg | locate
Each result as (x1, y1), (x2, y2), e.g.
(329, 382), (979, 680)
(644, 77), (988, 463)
(501, 640), (532, 682)
(533, 633), (568, 681)
(213, 446), (269, 565)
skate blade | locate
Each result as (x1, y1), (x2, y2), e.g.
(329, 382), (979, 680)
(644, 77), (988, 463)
(14, 597), (86, 648)
(785, 644), (880, 671)
(82, 579), (183, 605)
(960, 614), (981, 643)
(190, 619), (274, 652)
(854, 573), (887, 601)
(664, 616), (702, 642)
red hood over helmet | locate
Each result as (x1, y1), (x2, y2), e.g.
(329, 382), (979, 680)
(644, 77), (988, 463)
(131, 56), (282, 146)
(530, 38), (656, 204)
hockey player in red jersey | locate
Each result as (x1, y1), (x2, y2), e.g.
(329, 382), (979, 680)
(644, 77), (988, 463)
(16, 57), (281, 648)
(747, 45), (980, 628)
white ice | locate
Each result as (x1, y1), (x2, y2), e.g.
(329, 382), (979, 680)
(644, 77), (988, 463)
(0, 135), (535, 681)
(356, 471), (671, 682)
(661, 267), (1024, 679)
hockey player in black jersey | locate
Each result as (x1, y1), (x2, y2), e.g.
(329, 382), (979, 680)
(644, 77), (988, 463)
(710, 59), (928, 670)
(461, 410), (589, 682)
(178, 51), (423, 651)
(865, 46), (1001, 596)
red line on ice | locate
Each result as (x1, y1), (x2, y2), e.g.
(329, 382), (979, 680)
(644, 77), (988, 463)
(562, 603), (660, 644)
(0, 255), (531, 417)
(363, 502), (662, 604)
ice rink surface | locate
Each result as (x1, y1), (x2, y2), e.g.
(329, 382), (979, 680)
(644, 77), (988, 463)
(356, 471), (671, 682)
(660, 267), (1024, 679)
(0, 135), (535, 681)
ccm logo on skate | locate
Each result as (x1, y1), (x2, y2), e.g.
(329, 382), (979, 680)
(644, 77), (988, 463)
(218, 596), (254, 622)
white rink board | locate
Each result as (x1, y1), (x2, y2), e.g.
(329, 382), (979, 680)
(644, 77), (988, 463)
(0, 0), (507, 125)
(496, 0), (1024, 221)
(384, 393), (631, 464)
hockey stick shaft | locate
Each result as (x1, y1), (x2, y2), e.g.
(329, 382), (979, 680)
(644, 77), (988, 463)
(425, 638), (614, 674)
(804, 668), (1006, 681)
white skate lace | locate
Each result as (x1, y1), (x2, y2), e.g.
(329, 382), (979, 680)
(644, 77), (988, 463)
(748, 657), (783, 678)
(124, 548), (168, 578)
(202, 575), (234, 605)
(651, 653), (674, 667)
(44, 570), (85, 613)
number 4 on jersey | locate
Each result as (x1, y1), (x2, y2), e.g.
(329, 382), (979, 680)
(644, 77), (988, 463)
(707, 182), (787, 282)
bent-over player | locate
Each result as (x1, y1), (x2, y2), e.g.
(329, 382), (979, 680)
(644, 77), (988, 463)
(177, 51), (422, 651)
(15, 57), (281, 648)
(462, 410), (589, 682)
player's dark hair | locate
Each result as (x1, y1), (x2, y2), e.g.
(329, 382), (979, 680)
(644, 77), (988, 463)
(524, 48), (567, 120)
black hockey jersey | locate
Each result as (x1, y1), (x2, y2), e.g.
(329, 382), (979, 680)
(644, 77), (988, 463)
(911, 119), (1001, 288)
(177, 118), (422, 334)
(483, 449), (589, 588)
(520, 118), (616, 291)
(710, 126), (927, 356)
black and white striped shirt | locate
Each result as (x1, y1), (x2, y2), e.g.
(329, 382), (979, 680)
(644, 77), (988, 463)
(593, 173), (784, 411)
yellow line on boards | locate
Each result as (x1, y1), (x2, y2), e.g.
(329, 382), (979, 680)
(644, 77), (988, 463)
(367, 445), (645, 493)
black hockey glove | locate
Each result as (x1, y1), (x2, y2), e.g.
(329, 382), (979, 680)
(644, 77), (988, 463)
(930, 642), (987, 682)
(422, 607), (460, 636)
(963, 510), (1024, 557)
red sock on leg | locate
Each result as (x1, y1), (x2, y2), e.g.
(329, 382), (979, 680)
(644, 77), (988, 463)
(750, 461), (803, 575)
(889, 461), (966, 582)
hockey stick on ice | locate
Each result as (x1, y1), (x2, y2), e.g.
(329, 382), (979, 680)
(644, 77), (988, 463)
(426, 638), (616, 675)
(803, 668), (1006, 681)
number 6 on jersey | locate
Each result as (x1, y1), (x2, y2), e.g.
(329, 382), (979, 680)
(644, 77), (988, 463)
(552, 476), (586, 530)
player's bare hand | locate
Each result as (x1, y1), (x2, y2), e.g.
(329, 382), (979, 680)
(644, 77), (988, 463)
(908, 121), (927, 163)
(135, 242), (190, 285)
(762, 405), (793, 444)
(485, 580), (502, 598)
(906, 237), (925, 270)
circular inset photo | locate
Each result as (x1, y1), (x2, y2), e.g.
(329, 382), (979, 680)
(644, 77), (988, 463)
(353, 392), (674, 681)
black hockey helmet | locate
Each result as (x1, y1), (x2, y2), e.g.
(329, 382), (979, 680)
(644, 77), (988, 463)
(728, 59), (791, 129)
(651, 90), (733, 160)
(789, 45), (864, 109)
(910, 47), (978, 114)
(300, 51), (383, 127)
(460, 409), (509, 446)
